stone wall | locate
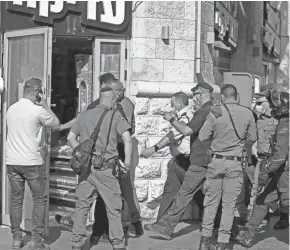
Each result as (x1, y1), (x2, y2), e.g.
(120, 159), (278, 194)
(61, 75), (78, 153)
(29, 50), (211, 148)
(128, 1), (198, 220)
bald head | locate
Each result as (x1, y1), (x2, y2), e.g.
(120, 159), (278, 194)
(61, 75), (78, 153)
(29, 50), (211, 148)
(23, 78), (42, 101)
(171, 92), (189, 106)
(221, 84), (238, 102)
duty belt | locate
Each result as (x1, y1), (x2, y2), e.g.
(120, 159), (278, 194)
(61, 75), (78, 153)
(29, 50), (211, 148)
(212, 154), (242, 162)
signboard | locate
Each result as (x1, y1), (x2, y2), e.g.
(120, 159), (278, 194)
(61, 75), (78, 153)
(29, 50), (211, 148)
(1, 1), (132, 37)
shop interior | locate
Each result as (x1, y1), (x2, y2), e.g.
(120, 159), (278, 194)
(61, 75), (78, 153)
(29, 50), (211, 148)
(48, 35), (122, 218)
(49, 36), (93, 216)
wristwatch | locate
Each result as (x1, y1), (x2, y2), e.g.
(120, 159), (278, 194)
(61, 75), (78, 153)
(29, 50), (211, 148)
(169, 117), (176, 123)
(154, 145), (159, 152)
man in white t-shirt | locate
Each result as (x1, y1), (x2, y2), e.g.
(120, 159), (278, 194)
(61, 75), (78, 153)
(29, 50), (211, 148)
(141, 92), (194, 223)
(6, 78), (59, 250)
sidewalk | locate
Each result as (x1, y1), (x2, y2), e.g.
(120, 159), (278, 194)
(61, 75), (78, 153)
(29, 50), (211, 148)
(0, 217), (288, 250)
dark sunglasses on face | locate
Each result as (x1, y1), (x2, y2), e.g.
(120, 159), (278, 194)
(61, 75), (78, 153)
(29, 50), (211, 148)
(193, 92), (202, 97)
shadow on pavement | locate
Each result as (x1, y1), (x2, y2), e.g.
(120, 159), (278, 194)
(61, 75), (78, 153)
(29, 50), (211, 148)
(252, 224), (289, 246)
(149, 221), (201, 241)
(44, 226), (62, 244)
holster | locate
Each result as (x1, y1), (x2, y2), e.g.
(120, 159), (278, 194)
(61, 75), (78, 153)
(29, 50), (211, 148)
(175, 154), (190, 171)
(206, 149), (213, 164)
(92, 155), (119, 171)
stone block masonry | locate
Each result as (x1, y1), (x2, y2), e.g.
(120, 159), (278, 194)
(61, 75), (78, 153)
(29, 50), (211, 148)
(128, 1), (208, 220)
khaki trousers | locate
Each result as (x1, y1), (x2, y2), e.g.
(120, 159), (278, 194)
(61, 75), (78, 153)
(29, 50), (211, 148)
(201, 158), (243, 243)
(72, 167), (125, 248)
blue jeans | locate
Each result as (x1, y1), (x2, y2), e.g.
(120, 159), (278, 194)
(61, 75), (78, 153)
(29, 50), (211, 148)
(7, 165), (47, 242)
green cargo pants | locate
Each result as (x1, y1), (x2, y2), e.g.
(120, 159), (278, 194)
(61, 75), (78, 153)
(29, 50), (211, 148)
(72, 167), (125, 248)
(201, 158), (243, 243)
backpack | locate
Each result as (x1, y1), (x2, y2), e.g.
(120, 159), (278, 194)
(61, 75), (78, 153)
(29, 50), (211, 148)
(70, 108), (110, 182)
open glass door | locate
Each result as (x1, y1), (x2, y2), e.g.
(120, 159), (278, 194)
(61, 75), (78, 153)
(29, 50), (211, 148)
(1, 27), (52, 235)
(92, 39), (126, 101)
(89, 38), (127, 224)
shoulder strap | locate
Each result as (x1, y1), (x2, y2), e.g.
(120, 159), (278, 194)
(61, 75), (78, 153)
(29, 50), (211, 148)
(90, 108), (110, 141)
(223, 104), (243, 140)
(102, 110), (117, 154)
(117, 103), (128, 122)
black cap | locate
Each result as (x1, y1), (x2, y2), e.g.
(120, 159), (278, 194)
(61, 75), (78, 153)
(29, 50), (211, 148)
(191, 82), (213, 93)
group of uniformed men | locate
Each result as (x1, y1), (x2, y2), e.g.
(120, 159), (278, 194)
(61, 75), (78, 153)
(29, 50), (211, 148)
(52, 73), (288, 250)
(6, 72), (288, 250)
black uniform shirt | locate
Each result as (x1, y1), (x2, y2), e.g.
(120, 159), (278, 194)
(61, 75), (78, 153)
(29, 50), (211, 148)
(187, 101), (213, 166)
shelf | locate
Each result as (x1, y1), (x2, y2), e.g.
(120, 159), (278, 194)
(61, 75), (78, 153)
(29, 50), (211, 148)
(50, 183), (76, 189)
(49, 195), (76, 202)
(50, 166), (73, 172)
(50, 154), (72, 160)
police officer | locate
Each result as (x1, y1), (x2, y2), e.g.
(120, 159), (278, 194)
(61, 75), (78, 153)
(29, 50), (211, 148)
(237, 88), (289, 247)
(247, 98), (278, 212)
(141, 92), (194, 222)
(55, 73), (143, 242)
(198, 84), (257, 250)
(146, 81), (214, 240)
(68, 82), (132, 250)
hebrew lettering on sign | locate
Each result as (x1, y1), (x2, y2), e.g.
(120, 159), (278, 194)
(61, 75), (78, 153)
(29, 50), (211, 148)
(7, 1), (130, 32)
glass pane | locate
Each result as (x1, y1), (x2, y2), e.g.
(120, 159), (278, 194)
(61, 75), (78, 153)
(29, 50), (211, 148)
(7, 34), (45, 107)
(254, 77), (260, 93)
(100, 42), (121, 79)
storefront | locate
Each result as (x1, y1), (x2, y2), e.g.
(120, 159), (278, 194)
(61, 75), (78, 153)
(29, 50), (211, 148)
(0, 1), (132, 234)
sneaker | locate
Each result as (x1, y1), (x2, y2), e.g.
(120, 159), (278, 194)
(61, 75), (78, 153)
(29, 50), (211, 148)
(236, 227), (255, 248)
(29, 241), (50, 250)
(216, 242), (229, 250)
(12, 239), (24, 249)
(273, 213), (289, 230)
(55, 214), (73, 230)
(89, 233), (100, 246)
(128, 221), (144, 237)
(198, 236), (211, 250)
(143, 224), (150, 231)
(99, 233), (110, 243)
(146, 223), (172, 240)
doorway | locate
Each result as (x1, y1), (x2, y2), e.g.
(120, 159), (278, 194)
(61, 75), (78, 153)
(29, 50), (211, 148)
(1, 27), (127, 231)
(49, 36), (94, 219)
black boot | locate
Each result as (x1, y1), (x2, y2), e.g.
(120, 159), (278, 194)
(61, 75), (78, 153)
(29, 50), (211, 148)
(236, 227), (255, 248)
(216, 242), (229, 250)
(198, 236), (211, 250)
(273, 212), (289, 230)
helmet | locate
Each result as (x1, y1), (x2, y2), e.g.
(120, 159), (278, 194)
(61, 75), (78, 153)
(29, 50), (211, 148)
(265, 89), (289, 118)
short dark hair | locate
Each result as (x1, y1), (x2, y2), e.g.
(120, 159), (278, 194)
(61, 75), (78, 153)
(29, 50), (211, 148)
(221, 84), (238, 100)
(171, 92), (189, 106)
(99, 73), (117, 85)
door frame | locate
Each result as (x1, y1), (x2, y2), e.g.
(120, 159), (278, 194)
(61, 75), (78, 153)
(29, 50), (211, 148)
(92, 38), (126, 101)
(1, 27), (52, 235)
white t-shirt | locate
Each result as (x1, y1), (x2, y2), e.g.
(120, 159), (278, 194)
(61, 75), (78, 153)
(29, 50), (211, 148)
(170, 106), (194, 156)
(6, 98), (54, 165)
